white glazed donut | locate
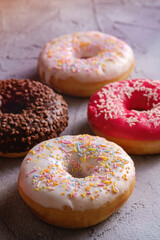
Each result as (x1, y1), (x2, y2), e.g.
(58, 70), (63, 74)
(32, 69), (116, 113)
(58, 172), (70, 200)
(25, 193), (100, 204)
(38, 31), (134, 97)
(18, 135), (135, 228)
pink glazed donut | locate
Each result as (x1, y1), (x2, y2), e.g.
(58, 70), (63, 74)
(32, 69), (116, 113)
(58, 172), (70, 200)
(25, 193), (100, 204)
(88, 78), (160, 155)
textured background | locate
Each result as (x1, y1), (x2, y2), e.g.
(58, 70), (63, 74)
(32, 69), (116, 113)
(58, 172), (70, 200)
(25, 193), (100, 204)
(0, 0), (160, 239)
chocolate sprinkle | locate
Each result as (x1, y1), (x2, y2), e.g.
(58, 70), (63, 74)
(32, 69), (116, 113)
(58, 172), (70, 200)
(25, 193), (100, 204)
(0, 79), (68, 154)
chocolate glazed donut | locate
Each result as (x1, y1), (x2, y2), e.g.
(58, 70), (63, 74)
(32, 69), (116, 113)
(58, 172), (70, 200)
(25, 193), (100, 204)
(0, 79), (68, 157)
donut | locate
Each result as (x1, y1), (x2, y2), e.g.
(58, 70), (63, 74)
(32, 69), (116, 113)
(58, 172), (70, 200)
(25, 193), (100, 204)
(0, 79), (68, 157)
(37, 31), (134, 97)
(88, 78), (160, 155)
(18, 134), (135, 228)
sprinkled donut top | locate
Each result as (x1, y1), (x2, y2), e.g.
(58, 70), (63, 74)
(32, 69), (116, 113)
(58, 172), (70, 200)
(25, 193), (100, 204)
(38, 31), (134, 84)
(88, 78), (160, 141)
(19, 135), (135, 211)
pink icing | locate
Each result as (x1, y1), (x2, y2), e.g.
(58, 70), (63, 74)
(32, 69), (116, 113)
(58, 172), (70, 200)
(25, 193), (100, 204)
(88, 79), (160, 141)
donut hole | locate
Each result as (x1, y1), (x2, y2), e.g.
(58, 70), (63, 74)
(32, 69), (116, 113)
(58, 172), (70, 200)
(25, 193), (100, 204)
(127, 102), (152, 112)
(125, 90), (156, 112)
(1, 101), (27, 114)
(67, 160), (94, 178)
(75, 46), (100, 60)
(79, 51), (99, 59)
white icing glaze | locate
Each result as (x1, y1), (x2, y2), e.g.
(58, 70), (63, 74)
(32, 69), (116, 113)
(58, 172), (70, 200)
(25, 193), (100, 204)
(38, 31), (134, 84)
(19, 135), (135, 211)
